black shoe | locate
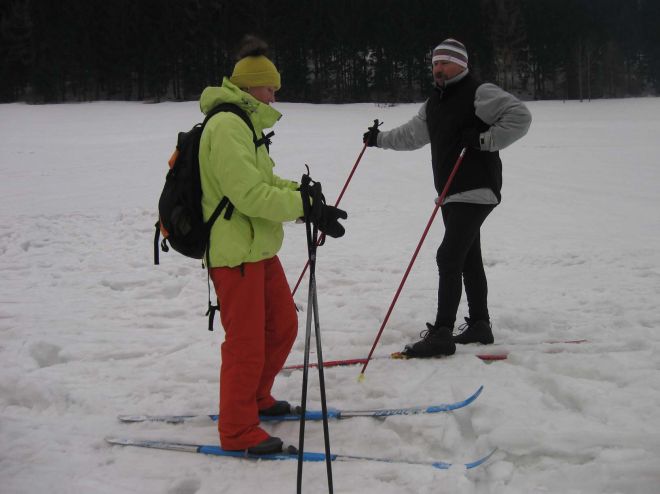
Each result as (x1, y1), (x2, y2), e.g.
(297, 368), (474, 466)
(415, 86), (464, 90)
(402, 323), (456, 358)
(247, 436), (283, 455)
(453, 318), (494, 345)
(259, 400), (293, 416)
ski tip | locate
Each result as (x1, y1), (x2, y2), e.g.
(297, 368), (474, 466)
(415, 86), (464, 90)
(117, 415), (143, 423)
(390, 351), (409, 360)
(357, 373), (366, 383)
(465, 447), (498, 469)
(105, 436), (129, 446)
(441, 384), (484, 411)
(477, 353), (508, 361)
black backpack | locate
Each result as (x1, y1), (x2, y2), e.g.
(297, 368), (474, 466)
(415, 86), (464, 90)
(154, 103), (270, 265)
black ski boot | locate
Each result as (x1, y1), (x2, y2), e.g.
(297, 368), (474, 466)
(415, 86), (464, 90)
(247, 436), (284, 455)
(259, 400), (293, 416)
(453, 318), (494, 345)
(401, 323), (456, 358)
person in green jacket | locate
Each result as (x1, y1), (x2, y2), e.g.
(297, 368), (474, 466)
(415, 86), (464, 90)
(199, 36), (346, 455)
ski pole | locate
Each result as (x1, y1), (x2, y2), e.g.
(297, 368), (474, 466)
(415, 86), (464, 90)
(297, 171), (334, 494)
(291, 121), (380, 298)
(358, 148), (467, 379)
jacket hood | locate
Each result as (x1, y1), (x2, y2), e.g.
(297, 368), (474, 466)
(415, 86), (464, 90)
(199, 77), (281, 130)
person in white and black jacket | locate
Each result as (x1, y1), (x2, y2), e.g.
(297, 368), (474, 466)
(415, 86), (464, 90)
(363, 38), (531, 358)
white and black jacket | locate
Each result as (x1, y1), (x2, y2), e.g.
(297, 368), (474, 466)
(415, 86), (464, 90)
(377, 71), (531, 203)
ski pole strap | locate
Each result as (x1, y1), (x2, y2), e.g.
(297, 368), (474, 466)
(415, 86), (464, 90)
(299, 172), (325, 263)
(299, 171), (325, 245)
(206, 300), (218, 331)
(153, 222), (161, 265)
(299, 173), (314, 223)
(299, 173), (317, 251)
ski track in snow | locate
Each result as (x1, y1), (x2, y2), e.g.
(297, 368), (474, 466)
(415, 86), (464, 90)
(1, 99), (660, 493)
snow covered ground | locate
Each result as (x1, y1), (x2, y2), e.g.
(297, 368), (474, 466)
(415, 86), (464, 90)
(1, 97), (659, 494)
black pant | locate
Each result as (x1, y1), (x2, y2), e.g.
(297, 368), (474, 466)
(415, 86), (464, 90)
(435, 203), (495, 328)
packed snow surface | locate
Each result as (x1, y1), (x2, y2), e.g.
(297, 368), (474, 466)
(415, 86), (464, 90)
(1, 97), (659, 493)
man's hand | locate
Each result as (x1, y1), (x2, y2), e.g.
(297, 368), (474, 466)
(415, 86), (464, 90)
(363, 119), (382, 147)
(461, 127), (482, 150)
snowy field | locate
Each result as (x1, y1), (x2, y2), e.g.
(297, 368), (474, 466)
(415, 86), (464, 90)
(1, 96), (659, 494)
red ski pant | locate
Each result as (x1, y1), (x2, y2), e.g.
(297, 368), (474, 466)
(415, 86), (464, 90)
(209, 256), (298, 450)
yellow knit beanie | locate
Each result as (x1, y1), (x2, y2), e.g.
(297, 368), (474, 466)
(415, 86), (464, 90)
(230, 55), (281, 90)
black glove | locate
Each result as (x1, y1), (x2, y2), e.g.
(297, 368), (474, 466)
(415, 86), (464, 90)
(315, 204), (347, 238)
(461, 127), (482, 150)
(299, 176), (348, 238)
(363, 119), (382, 147)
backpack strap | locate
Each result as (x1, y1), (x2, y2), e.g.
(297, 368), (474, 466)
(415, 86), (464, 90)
(204, 102), (263, 150)
(202, 102), (269, 224)
(207, 197), (230, 228)
(255, 131), (275, 151)
(201, 103), (269, 332)
(204, 196), (231, 332)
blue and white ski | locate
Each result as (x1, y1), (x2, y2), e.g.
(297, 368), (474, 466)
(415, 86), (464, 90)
(118, 385), (483, 424)
(105, 436), (496, 470)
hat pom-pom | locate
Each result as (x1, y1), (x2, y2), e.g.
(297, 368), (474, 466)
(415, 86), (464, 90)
(235, 35), (270, 60)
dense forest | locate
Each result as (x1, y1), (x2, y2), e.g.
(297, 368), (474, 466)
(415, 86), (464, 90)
(1, 0), (659, 103)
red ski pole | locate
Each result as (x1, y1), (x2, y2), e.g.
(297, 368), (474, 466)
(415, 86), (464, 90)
(292, 122), (379, 297)
(358, 148), (467, 380)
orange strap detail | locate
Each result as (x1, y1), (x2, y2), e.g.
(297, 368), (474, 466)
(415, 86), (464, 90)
(168, 149), (179, 169)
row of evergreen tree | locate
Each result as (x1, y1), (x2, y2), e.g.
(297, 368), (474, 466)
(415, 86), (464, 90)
(2, 0), (659, 103)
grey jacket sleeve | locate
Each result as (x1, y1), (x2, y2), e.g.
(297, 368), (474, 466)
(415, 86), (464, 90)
(377, 102), (430, 150)
(474, 84), (532, 151)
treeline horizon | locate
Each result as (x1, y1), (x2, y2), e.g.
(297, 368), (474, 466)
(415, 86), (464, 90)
(1, 0), (659, 104)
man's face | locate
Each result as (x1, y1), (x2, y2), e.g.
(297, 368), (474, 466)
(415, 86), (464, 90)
(432, 60), (465, 86)
(248, 86), (277, 105)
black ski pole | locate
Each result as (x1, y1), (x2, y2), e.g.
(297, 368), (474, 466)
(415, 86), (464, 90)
(297, 169), (333, 494)
(310, 253), (333, 492)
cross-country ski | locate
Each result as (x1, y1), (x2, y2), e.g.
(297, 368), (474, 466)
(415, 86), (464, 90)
(118, 386), (483, 424)
(105, 437), (496, 470)
(281, 340), (588, 371)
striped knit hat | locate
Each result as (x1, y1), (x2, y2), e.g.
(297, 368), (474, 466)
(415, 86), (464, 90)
(432, 39), (468, 68)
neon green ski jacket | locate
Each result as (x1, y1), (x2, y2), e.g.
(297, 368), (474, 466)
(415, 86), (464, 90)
(199, 78), (303, 268)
